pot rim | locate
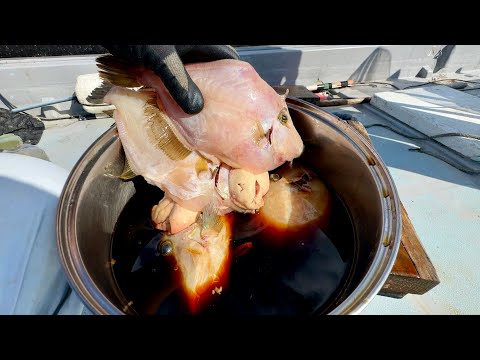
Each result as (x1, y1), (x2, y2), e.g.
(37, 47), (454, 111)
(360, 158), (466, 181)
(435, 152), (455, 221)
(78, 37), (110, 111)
(287, 98), (401, 315)
(56, 127), (125, 315)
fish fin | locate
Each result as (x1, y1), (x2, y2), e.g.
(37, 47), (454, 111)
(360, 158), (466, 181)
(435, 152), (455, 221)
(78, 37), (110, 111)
(233, 242), (253, 258)
(201, 203), (224, 238)
(195, 157), (209, 176)
(103, 109), (115, 118)
(86, 81), (113, 105)
(251, 121), (266, 147)
(211, 166), (220, 180)
(96, 54), (141, 88)
(281, 88), (290, 100)
(138, 86), (156, 92)
(143, 95), (192, 161)
(118, 156), (137, 180)
(187, 245), (203, 255)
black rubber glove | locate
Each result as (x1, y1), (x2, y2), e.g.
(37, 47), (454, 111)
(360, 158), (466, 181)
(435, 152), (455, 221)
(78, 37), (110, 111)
(101, 45), (240, 115)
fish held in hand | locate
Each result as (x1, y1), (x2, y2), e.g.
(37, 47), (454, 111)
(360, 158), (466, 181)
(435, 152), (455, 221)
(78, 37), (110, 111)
(104, 86), (215, 213)
(105, 86), (271, 234)
(96, 55), (304, 174)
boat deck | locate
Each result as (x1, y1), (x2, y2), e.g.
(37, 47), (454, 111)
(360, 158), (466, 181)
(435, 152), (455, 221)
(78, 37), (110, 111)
(1, 47), (479, 315)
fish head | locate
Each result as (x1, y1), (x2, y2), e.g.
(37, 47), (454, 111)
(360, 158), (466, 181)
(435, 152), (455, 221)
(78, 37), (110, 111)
(230, 87), (305, 173)
(162, 208), (233, 313)
(268, 92), (304, 166)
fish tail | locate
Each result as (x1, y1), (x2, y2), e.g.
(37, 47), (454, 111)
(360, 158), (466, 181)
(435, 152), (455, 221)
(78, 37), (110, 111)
(95, 54), (141, 88)
(85, 54), (140, 106)
(86, 80), (113, 105)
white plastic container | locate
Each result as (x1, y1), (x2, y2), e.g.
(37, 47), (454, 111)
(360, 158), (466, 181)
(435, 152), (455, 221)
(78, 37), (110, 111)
(0, 153), (83, 314)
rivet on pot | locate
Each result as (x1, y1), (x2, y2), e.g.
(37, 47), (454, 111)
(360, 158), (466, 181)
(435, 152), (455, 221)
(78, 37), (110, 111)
(383, 234), (392, 247)
(367, 155), (376, 166)
(122, 301), (133, 313)
(383, 187), (390, 198)
(105, 259), (116, 268)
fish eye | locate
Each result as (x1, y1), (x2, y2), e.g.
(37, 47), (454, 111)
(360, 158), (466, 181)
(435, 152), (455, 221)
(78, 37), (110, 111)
(270, 173), (281, 182)
(158, 239), (173, 256)
(278, 110), (289, 125)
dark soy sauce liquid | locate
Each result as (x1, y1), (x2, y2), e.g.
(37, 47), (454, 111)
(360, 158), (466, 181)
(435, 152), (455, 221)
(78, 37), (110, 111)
(111, 175), (356, 316)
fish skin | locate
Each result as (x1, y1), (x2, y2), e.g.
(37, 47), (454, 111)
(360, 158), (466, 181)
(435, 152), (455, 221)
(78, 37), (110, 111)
(104, 86), (215, 213)
(136, 59), (304, 174)
(151, 164), (270, 233)
(160, 210), (233, 313)
(105, 86), (272, 234)
(151, 196), (200, 234)
(214, 164), (270, 213)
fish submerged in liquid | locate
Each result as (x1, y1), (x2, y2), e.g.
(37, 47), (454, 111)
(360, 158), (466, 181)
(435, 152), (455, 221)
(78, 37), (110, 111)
(96, 55), (305, 174)
(153, 206), (233, 313)
(258, 163), (332, 247)
(231, 163), (332, 249)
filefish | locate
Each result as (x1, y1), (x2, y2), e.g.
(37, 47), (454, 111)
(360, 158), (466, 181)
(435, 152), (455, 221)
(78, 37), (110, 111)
(104, 86), (270, 234)
(95, 56), (304, 174)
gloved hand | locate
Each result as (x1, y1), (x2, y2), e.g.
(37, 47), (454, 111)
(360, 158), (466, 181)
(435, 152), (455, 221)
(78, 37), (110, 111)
(101, 45), (240, 115)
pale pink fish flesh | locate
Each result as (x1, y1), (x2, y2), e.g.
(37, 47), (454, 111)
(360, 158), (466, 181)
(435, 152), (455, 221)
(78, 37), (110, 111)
(104, 86), (215, 213)
(136, 59), (304, 174)
(105, 86), (271, 234)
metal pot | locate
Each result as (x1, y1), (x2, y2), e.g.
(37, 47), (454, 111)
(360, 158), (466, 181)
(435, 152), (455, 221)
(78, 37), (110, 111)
(56, 98), (401, 315)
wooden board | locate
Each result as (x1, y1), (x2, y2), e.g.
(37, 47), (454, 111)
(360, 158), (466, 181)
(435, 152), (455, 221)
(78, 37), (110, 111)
(276, 85), (440, 298)
(380, 203), (440, 297)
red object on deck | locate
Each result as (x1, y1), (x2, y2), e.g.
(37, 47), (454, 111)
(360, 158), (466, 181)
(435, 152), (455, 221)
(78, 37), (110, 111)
(315, 92), (329, 101)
